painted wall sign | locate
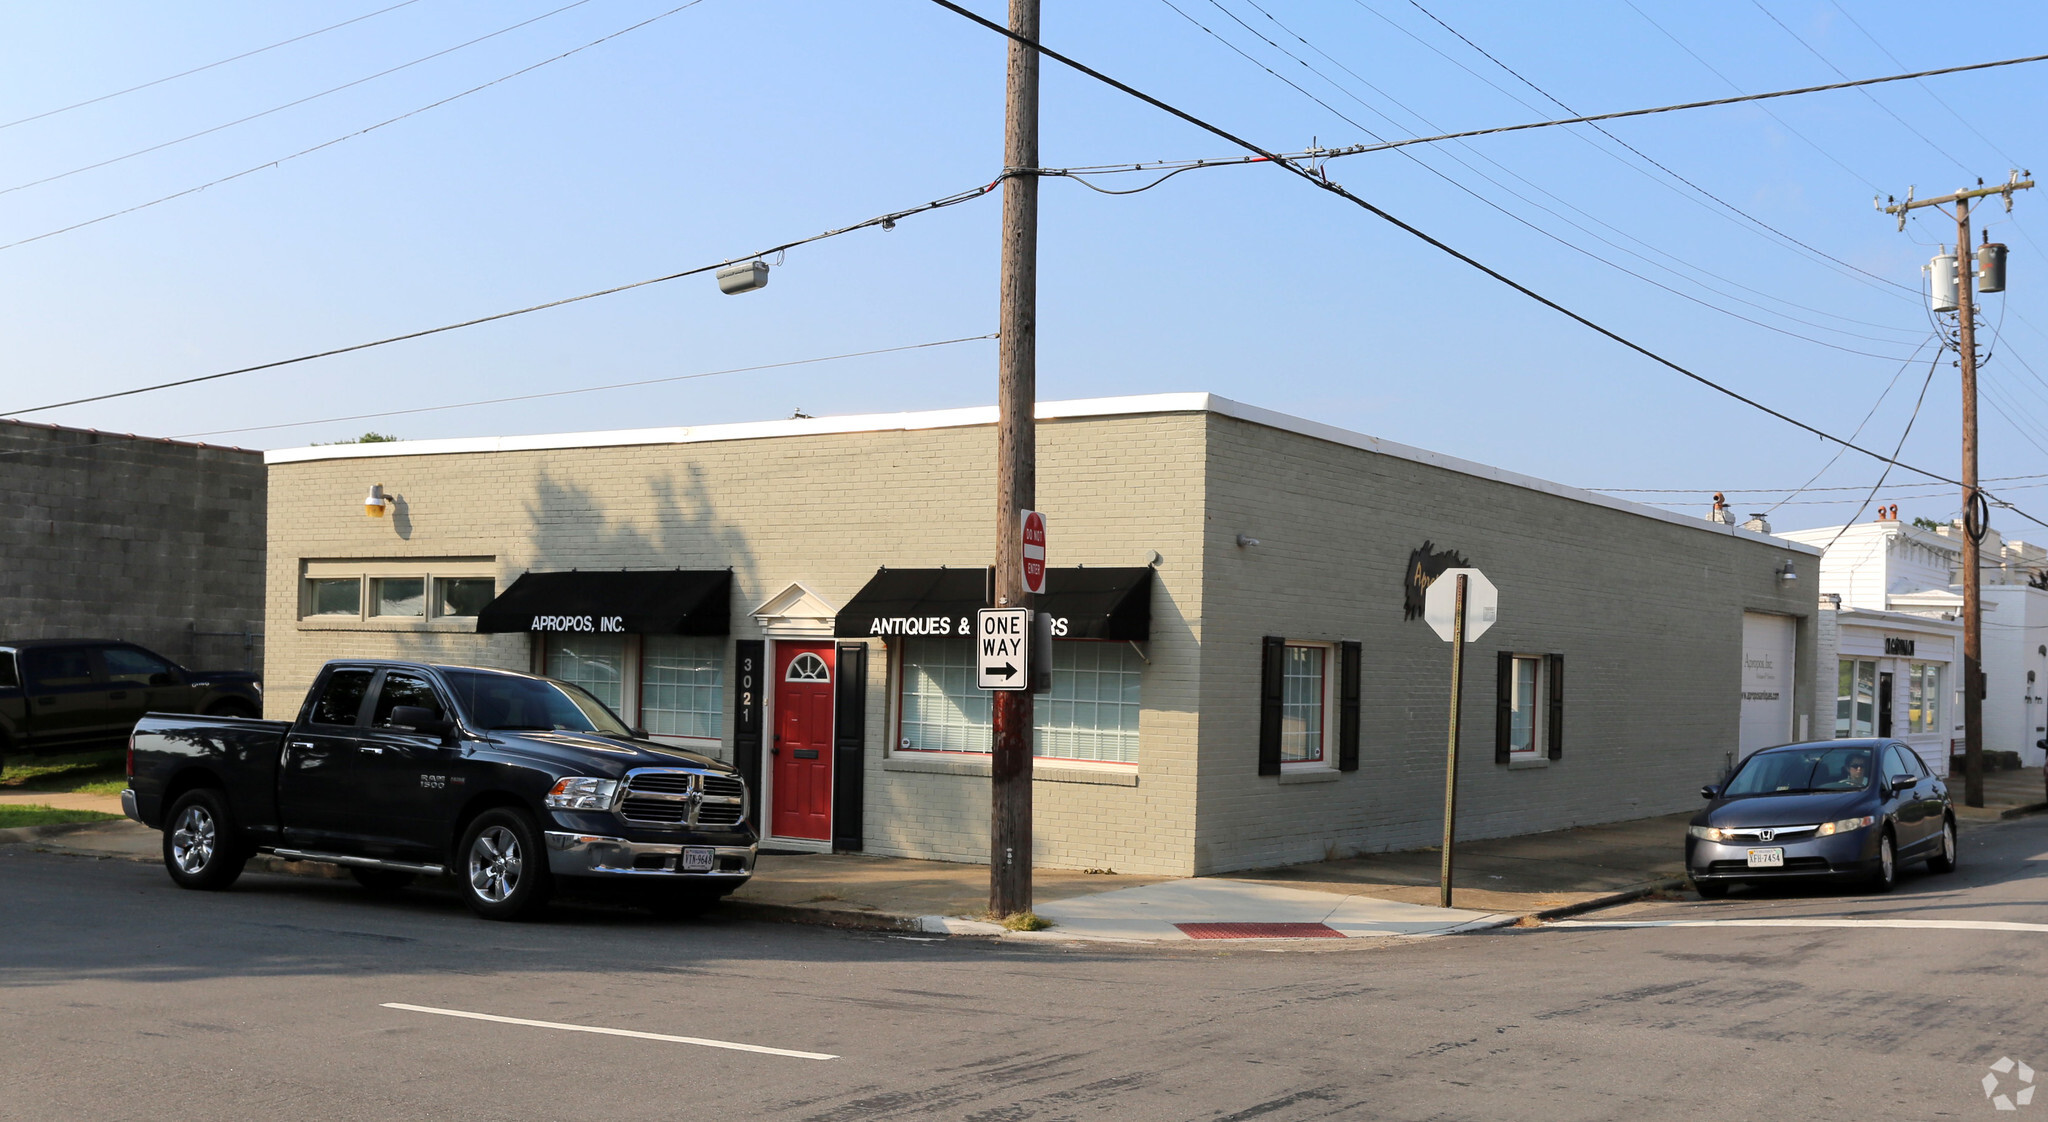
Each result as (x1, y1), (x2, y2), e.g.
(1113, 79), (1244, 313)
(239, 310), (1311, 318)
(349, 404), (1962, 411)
(1403, 541), (1471, 621)
(1885, 637), (1917, 656)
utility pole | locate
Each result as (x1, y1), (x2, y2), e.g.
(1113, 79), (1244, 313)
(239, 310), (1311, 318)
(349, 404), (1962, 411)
(990, 0), (1039, 919)
(1883, 172), (2032, 808)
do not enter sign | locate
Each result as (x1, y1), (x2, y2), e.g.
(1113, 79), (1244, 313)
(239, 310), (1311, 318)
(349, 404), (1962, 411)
(1022, 510), (1047, 595)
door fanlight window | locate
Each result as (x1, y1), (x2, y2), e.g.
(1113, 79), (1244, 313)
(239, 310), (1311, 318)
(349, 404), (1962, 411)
(785, 652), (831, 682)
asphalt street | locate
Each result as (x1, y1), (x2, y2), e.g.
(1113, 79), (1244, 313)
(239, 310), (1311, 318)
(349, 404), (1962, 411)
(5, 815), (2047, 1122)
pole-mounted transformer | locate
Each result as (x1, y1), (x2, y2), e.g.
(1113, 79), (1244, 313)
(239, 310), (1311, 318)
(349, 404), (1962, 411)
(1929, 246), (1958, 312)
(1978, 237), (2008, 294)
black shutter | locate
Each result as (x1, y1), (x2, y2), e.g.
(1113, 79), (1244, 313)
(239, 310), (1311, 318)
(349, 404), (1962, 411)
(1546, 653), (1564, 761)
(1258, 636), (1285, 776)
(732, 639), (765, 825)
(832, 643), (868, 853)
(1338, 640), (1362, 771)
(1495, 650), (1513, 765)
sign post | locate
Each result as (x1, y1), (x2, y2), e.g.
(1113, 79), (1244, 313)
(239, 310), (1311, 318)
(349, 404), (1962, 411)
(1422, 567), (1498, 908)
(977, 608), (1031, 691)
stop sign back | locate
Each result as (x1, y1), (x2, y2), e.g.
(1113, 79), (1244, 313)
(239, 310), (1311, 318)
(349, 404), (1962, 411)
(1022, 510), (1047, 595)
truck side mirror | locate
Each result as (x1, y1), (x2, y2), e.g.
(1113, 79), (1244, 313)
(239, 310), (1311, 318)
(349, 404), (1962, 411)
(390, 705), (453, 739)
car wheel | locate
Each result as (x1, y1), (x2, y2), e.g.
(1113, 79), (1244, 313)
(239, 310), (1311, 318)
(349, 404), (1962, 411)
(1927, 817), (1959, 874)
(349, 867), (416, 894)
(1869, 829), (1898, 893)
(1692, 879), (1729, 900)
(162, 788), (248, 891)
(458, 808), (551, 920)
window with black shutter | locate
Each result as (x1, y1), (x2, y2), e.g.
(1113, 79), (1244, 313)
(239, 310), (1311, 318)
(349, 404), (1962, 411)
(1338, 641), (1361, 771)
(1258, 636), (1284, 776)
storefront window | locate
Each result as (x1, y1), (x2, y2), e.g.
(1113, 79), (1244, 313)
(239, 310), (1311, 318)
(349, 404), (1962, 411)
(1908, 662), (1943, 734)
(1281, 644), (1326, 763)
(1836, 659), (1878, 737)
(641, 635), (724, 739)
(897, 638), (1141, 763)
(546, 635), (626, 713)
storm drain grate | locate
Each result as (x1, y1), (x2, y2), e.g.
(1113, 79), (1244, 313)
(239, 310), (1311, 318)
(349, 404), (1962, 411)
(1174, 922), (1345, 940)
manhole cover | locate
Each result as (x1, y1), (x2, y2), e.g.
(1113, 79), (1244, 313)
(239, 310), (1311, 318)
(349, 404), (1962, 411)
(1174, 922), (1344, 939)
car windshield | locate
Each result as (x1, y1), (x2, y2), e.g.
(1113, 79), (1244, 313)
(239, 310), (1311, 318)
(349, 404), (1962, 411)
(440, 669), (633, 736)
(1723, 746), (1874, 796)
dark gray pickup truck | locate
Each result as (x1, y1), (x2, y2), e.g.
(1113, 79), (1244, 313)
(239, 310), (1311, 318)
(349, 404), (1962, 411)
(124, 659), (756, 920)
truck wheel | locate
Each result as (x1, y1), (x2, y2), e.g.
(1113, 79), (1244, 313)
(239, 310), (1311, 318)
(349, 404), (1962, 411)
(349, 868), (416, 894)
(162, 788), (248, 891)
(458, 808), (551, 920)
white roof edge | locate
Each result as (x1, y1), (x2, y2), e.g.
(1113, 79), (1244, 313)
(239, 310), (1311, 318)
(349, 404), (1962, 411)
(1837, 605), (1963, 631)
(263, 390), (1816, 553)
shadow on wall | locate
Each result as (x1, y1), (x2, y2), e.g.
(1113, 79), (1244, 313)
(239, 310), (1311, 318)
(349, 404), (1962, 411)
(378, 460), (761, 671)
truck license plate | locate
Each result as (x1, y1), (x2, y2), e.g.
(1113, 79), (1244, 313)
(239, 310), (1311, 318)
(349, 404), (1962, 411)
(681, 847), (715, 872)
(1746, 848), (1784, 868)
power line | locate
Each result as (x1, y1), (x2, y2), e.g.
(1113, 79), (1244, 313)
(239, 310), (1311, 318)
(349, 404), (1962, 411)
(0, 334), (997, 465)
(0, 0), (601, 199)
(1751, 0), (1970, 175)
(1816, 345), (1943, 554)
(1, 175), (1003, 418)
(1762, 334), (1937, 516)
(0, 0), (425, 132)
(924, 0), (2048, 531)
(1158, 0), (1921, 360)
(1823, 0), (2020, 169)
(0, 1), (709, 255)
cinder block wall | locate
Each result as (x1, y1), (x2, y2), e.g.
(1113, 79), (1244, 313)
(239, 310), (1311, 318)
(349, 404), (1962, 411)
(1, 420), (265, 672)
(1193, 413), (1817, 874)
(265, 412), (1207, 875)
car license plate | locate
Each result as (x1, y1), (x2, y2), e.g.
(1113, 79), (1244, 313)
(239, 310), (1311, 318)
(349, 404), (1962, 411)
(1746, 848), (1784, 868)
(681, 847), (715, 872)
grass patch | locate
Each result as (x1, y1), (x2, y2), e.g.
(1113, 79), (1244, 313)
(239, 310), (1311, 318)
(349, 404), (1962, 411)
(1, 749), (125, 796)
(0, 804), (122, 829)
(1000, 911), (1053, 932)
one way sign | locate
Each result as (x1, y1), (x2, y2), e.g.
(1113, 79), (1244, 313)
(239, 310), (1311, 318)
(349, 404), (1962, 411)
(976, 608), (1030, 691)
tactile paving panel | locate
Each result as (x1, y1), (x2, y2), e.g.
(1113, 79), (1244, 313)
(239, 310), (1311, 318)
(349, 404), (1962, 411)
(1173, 922), (1345, 939)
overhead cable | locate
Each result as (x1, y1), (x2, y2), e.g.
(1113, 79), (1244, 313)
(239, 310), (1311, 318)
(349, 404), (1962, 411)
(0, 0), (602, 198)
(0, 0), (425, 132)
(0, 177), (1002, 418)
(0, 0), (708, 254)
(924, 0), (2048, 529)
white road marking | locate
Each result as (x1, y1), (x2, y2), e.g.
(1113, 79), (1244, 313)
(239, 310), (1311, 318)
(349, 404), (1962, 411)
(380, 1003), (838, 1060)
(1552, 918), (2048, 933)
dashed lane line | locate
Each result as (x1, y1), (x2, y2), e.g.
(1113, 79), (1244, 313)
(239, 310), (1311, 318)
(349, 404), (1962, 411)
(1552, 918), (2048, 933)
(380, 1003), (839, 1060)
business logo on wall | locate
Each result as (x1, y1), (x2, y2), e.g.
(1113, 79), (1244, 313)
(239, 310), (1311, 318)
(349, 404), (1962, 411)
(1403, 541), (1470, 621)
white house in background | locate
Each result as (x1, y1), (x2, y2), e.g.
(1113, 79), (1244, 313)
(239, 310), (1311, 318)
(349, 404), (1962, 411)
(1781, 516), (2048, 770)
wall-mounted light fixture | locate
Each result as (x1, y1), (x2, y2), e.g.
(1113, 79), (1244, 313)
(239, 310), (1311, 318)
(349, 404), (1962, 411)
(364, 484), (392, 518)
(1776, 561), (1798, 583)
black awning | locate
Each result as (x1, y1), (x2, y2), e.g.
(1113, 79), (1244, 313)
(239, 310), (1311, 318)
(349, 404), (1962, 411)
(476, 570), (731, 635)
(834, 567), (1152, 641)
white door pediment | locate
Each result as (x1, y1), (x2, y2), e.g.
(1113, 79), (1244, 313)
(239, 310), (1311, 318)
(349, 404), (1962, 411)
(752, 581), (840, 637)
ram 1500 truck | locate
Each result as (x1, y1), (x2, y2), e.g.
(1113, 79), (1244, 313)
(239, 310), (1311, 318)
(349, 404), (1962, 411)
(0, 638), (261, 770)
(124, 659), (755, 920)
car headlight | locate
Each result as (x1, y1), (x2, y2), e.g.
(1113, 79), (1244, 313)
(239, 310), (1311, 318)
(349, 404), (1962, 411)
(1815, 815), (1875, 837)
(1688, 825), (1730, 842)
(545, 777), (621, 811)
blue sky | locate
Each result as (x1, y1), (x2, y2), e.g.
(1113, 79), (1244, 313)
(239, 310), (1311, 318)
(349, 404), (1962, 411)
(2, 1), (2044, 533)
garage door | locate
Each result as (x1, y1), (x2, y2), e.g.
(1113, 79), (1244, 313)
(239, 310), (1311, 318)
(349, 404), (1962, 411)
(1739, 612), (1797, 758)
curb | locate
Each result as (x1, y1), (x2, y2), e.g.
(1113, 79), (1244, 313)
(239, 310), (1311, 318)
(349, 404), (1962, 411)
(1527, 877), (1689, 924)
(0, 819), (116, 846)
(2000, 801), (2048, 820)
(718, 898), (923, 932)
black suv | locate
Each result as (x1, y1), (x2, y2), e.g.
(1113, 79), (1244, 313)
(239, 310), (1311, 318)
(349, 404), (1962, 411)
(0, 639), (262, 770)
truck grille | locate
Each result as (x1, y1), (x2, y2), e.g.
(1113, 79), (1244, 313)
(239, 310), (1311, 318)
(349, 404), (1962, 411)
(617, 769), (748, 830)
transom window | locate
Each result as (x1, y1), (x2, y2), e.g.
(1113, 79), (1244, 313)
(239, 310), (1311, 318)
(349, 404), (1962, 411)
(897, 637), (1140, 764)
(786, 652), (831, 682)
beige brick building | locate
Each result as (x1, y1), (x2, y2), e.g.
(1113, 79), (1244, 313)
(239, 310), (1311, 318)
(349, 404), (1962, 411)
(264, 394), (1818, 876)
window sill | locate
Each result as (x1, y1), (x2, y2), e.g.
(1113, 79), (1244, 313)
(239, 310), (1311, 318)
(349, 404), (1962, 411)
(1277, 768), (1341, 784)
(1507, 756), (1549, 770)
(883, 754), (1140, 787)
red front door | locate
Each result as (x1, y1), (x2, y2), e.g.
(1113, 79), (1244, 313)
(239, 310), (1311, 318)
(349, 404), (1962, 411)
(771, 643), (835, 841)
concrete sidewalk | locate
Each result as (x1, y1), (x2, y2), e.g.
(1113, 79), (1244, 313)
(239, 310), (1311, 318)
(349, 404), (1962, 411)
(9, 773), (2038, 943)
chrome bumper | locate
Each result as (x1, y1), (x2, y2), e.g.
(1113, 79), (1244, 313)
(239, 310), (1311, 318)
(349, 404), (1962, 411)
(121, 789), (141, 824)
(543, 831), (756, 879)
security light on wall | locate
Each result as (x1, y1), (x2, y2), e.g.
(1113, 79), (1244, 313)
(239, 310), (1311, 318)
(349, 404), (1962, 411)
(364, 484), (392, 518)
(1776, 561), (1798, 583)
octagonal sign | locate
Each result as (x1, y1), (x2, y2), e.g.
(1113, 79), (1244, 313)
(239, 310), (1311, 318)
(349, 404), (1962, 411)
(1422, 567), (1498, 643)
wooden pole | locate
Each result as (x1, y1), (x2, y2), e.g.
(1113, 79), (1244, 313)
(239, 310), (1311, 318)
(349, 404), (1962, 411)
(989, 0), (1039, 919)
(1958, 197), (1985, 808)
(1439, 573), (1467, 908)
